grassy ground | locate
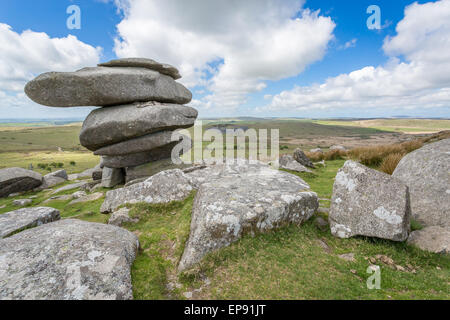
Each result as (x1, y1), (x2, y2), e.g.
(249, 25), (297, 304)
(313, 119), (450, 134)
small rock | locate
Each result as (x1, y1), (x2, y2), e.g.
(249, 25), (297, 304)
(317, 239), (331, 253)
(12, 199), (32, 207)
(69, 192), (103, 205)
(330, 145), (347, 151)
(293, 148), (315, 168)
(375, 254), (395, 266)
(51, 182), (88, 195)
(310, 148), (323, 153)
(72, 191), (87, 199)
(338, 253), (356, 262)
(317, 207), (330, 214)
(407, 226), (449, 254)
(279, 155), (312, 173)
(314, 217), (329, 231)
(183, 292), (193, 299)
(108, 208), (139, 227)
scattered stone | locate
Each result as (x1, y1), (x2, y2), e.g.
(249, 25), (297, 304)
(98, 58), (182, 80)
(80, 102), (197, 151)
(314, 217), (329, 231)
(80, 180), (102, 192)
(375, 254), (395, 266)
(43, 194), (73, 204)
(69, 192), (104, 205)
(338, 253), (356, 262)
(0, 167), (43, 198)
(35, 170), (68, 191)
(279, 155), (312, 173)
(329, 161), (411, 241)
(46, 169), (68, 180)
(0, 205), (6, 209)
(317, 207), (330, 214)
(407, 226), (449, 254)
(393, 138), (449, 227)
(108, 208), (139, 227)
(51, 181), (87, 195)
(330, 145), (347, 151)
(310, 148), (323, 153)
(178, 162), (317, 271)
(25, 66), (192, 107)
(101, 169), (194, 213)
(8, 192), (22, 197)
(12, 199), (32, 207)
(317, 239), (332, 253)
(72, 191), (87, 199)
(293, 148), (315, 168)
(0, 219), (139, 299)
(101, 167), (125, 188)
(183, 292), (193, 299)
(0, 207), (60, 239)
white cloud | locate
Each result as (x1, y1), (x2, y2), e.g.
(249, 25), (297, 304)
(112, 0), (335, 113)
(339, 38), (357, 50)
(266, 0), (450, 116)
(0, 23), (101, 118)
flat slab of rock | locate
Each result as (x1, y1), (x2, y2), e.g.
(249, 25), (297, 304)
(407, 226), (449, 254)
(25, 66), (191, 107)
(0, 219), (139, 300)
(51, 181), (87, 195)
(329, 161), (411, 241)
(178, 161), (317, 271)
(80, 102), (197, 151)
(393, 139), (449, 227)
(0, 168), (42, 198)
(125, 158), (192, 183)
(68, 192), (104, 205)
(94, 131), (176, 156)
(0, 207), (60, 239)
(12, 199), (32, 207)
(101, 169), (194, 213)
(279, 155), (312, 173)
(98, 58), (181, 80)
(35, 170), (68, 191)
(293, 149), (315, 168)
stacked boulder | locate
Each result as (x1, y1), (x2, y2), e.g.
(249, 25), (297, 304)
(25, 58), (198, 187)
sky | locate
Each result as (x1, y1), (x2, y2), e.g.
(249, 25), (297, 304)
(0, 0), (449, 119)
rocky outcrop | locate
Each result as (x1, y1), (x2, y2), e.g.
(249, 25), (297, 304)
(293, 149), (314, 168)
(178, 161), (318, 271)
(25, 66), (191, 107)
(329, 161), (411, 241)
(0, 167), (42, 198)
(0, 207), (60, 239)
(100, 169), (194, 213)
(0, 219), (139, 300)
(279, 155), (312, 173)
(407, 226), (449, 254)
(393, 139), (449, 227)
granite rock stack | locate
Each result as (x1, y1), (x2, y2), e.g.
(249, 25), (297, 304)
(25, 58), (197, 187)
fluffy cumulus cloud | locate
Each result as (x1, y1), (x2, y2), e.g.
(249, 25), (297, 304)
(267, 0), (450, 115)
(0, 23), (101, 118)
(112, 0), (335, 113)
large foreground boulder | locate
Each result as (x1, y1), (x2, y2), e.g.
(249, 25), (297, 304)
(178, 161), (318, 271)
(0, 207), (60, 239)
(25, 66), (191, 107)
(393, 139), (449, 227)
(79, 102), (197, 151)
(407, 226), (449, 254)
(0, 167), (42, 198)
(329, 161), (411, 241)
(101, 169), (194, 213)
(0, 219), (139, 300)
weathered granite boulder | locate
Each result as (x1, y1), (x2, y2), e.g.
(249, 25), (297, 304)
(178, 162), (317, 271)
(330, 145), (347, 151)
(35, 170), (68, 191)
(108, 208), (138, 227)
(68, 192), (104, 205)
(0, 219), (139, 300)
(98, 58), (181, 80)
(101, 167), (124, 188)
(293, 149), (315, 168)
(279, 155), (312, 173)
(80, 102), (197, 151)
(0, 207), (60, 239)
(329, 161), (411, 241)
(101, 169), (194, 213)
(0, 167), (43, 198)
(393, 139), (449, 227)
(407, 226), (449, 254)
(25, 66), (191, 107)
(51, 181), (87, 195)
(94, 131), (176, 156)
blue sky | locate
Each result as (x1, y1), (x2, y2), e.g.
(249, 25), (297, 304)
(0, 0), (449, 119)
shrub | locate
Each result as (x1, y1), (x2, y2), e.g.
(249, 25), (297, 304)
(379, 153), (404, 175)
(305, 151), (324, 162)
(323, 149), (347, 161)
(70, 161), (76, 166)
